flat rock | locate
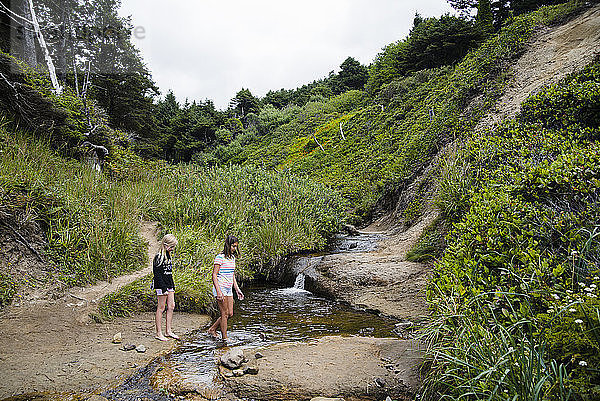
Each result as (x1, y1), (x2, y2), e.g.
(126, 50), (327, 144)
(225, 336), (422, 400)
(310, 398), (345, 401)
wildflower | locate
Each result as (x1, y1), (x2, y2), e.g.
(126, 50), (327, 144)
(594, 276), (599, 280)
(587, 294), (597, 298)
(569, 308), (577, 312)
(585, 288), (593, 292)
(591, 284), (597, 289)
(547, 309), (554, 313)
(566, 290), (573, 293)
(579, 361), (588, 367)
(578, 282), (586, 287)
(575, 319), (583, 324)
(552, 294), (560, 300)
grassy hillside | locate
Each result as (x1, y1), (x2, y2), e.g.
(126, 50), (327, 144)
(423, 53), (600, 401)
(202, 2), (584, 221)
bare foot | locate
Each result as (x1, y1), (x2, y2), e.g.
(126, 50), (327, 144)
(155, 334), (169, 341)
(166, 332), (180, 340)
(207, 329), (218, 338)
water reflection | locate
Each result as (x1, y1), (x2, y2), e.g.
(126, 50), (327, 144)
(169, 284), (399, 388)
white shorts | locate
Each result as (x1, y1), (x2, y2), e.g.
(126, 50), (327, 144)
(156, 288), (174, 296)
(212, 285), (233, 297)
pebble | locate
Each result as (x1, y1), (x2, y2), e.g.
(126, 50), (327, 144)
(120, 344), (136, 351)
(255, 352), (264, 359)
(135, 344), (146, 353)
(112, 332), (122, 344)
(243, 365), (259, 375)
(310, 398), (345, 401)
(232, 369), (244, 377)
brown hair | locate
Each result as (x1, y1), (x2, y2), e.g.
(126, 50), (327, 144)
(222, 234), (239, 259)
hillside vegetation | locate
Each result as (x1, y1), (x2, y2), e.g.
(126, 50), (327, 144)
(1, 0), (599, 399)
(199, 1), (584, 221)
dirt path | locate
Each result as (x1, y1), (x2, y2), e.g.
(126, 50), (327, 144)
(66, 221), (161, 317)
(475, 4), (600, 131)
(0, 221), (209, 399)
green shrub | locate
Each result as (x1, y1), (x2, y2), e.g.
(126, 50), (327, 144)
(0, 271), (16, 307)
(425, 55), (600, 399)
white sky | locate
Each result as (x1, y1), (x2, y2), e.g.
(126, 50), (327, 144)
(118, 0), (455, 110)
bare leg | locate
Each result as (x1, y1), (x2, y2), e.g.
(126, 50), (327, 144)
(165, 292), (179, 339)
(155, 294), (168, 341)
(207, 316), (220, 337)
(220, 296), (234, 340)
(218, 297), (230, 339)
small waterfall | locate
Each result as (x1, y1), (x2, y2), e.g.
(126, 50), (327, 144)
(293, 273), (306, 290)
(275, 273), (309, 295)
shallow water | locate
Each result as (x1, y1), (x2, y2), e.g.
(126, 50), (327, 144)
(169, 283), (400, 387)
(102, 282), (400, 399)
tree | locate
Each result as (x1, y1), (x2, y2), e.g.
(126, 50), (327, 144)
(338, 56), (368, 91)
(229, 88), (259, 121)
(476, 0), (494, 33)
(366, 14), (484, 94)
(447, 0), (563, 29)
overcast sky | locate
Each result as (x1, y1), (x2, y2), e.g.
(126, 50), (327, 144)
(118, 0), (455, 110)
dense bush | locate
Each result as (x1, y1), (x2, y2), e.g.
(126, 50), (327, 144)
(425, 58), (600, 400)
(366, 14), (485, 94)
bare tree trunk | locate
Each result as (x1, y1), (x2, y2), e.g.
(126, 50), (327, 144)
(312, 133), (325, 152)
(56, 1), (69, 83)
(27, 0), (62, 94)
(20, 0), (36, 67)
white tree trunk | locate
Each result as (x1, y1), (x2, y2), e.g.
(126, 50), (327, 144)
(27, 0), (62, 94)
(20, 0), (36, 67)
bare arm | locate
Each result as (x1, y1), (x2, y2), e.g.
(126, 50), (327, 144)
(212, 263), (223, 300)
(233, 274), (244, 300)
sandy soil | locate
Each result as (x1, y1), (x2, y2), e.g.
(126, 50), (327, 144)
(0, 221), (211, 399)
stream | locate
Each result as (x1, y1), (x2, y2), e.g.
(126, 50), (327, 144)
(103, 233), (400, 400)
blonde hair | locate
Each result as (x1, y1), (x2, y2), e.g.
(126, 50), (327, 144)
(161, 234), (178, 256)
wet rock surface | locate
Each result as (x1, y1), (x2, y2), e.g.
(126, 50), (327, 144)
(223, 336), (423, 401)
(283, 213), (437, 321)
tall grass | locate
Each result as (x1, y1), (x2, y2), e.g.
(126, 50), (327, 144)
(0, 116), (346, 312)
(422, 294), (572, 401)
(99, 162), (347, 318)
(0, 119), (146, 287)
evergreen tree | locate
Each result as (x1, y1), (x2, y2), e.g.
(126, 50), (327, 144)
(338, 57), (368, 91)
(229, 89), (260, 121)
(476, 0), (494, 33)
